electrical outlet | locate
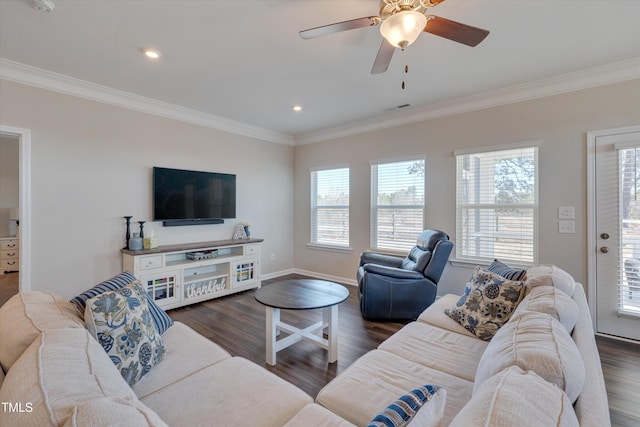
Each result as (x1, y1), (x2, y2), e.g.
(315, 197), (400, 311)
(558, 206), (575, 219)
(559, 220), (575, 234)
(270, 253), (276, 262)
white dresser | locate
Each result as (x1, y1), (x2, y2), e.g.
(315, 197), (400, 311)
(0, 237), (19, 274)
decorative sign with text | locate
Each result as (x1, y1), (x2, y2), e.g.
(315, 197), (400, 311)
(184, 277), (227, 299)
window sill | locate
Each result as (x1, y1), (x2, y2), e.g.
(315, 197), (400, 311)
(449, 258), (534, 270)
(306, 243), (353, 254)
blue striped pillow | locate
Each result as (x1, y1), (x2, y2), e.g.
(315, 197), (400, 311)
(71, 271), (173, 335)
(488, 259), (527, 281)
(367, 384), (444, 427)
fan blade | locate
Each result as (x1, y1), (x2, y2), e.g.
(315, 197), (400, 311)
(299, 16), (380, 39)
(371, 39), (395, 74)
(424, 16), (489, 47)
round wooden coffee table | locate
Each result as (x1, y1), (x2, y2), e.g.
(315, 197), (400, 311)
(254, 279), (349, 365)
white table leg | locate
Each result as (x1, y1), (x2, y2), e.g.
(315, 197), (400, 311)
(266, 307), (279, 366)
(324, 305), (339, 363)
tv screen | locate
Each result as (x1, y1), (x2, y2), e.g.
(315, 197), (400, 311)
(153, 167), (236, 221)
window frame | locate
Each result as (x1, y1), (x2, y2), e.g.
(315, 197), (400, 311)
(454, 142), (540, 266)
(370, 157), (426, 253)
(309, 166), (351, 251)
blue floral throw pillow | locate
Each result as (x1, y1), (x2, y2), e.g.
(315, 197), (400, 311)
(367, 384), (446, 427)
(71, 271), (173, 335)
(85, 281), (167, 387)
(445, 267), (526, 341)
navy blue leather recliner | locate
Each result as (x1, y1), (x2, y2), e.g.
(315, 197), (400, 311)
(357, 229), (453, 320)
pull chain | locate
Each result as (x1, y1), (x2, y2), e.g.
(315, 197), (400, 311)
(401, 48), (408, 90)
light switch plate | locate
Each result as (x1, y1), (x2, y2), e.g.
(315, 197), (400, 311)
(559, 206), (575, 219)
(559, 220), (575, 234)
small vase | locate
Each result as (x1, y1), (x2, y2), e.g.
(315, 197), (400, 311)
(129, 233), (143, 251)
(244, 226), (251, 238)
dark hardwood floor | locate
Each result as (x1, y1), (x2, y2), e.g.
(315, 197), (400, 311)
(1, 272), (639, 426)
(168, 274), (408, 397)
(0, 272), (19, 305)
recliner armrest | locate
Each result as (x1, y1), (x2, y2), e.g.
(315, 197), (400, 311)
(362, 263), (424, 280)
(359, 252), (404, 268)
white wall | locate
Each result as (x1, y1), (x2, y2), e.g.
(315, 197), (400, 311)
(293, 79), (640, 296)
(0, 135), (19, 237)
(0, 80), (294, 298)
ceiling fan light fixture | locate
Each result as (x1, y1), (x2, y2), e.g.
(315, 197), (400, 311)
(380, 10), (427, 48)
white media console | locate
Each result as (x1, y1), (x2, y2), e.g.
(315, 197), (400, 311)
(122, 238), (262, 310)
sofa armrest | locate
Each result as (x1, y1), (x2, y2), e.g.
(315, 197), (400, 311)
(570, 285), (611, 427)
(362, 264), (424, 280)
(359, 252), (404, 268)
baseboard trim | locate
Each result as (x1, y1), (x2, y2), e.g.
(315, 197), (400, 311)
(261, 268), (356, 287)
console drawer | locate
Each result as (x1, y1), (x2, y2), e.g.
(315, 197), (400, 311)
(140, 255), (163, 270)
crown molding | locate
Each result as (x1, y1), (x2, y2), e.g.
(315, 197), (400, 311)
(0, 58), (294, 146)
(2, 57), (638, 147)
(294, 57), (640, 145)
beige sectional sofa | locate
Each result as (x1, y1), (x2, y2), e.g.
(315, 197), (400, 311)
(0, 264), (610, 426)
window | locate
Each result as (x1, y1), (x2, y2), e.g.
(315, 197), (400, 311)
(456, 145), (538, 264)
(310, 167), (350, 248)
(371, 159), (425, 252)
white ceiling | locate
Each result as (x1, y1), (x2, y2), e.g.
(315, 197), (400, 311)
(1, 0), (639, 145)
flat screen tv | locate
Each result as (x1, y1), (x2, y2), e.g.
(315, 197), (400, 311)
(153, 167), (236, 225)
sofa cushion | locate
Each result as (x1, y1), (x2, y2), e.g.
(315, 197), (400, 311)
(71, 271), (173, 335)
(316, 350), (473, 426)
(284, 404), (356, 427)
(0, 328), (165, 427)
(0, 291), (84, 372)
(488, 259), (527, 281)
(140, 357), (312, 427)
(62, 397), (168, 427)
(367, 384), (446, 427)
(133, 321), (231, 399)
(450, 366), (579, 427)
(417, 294), (478, 339)
(474, 310), (586, 403)
(444, 267), (526, 341)
(85, 282), (167, 387)
(512, 285), (579, 333)
(378, 322), (488, 382)
(526, 264), (576, 297)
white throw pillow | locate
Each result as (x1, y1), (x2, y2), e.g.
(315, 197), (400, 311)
(474, 311), (585, 403)
(0, 291), (84, 372)
(451, 366), (579, 427)
(0, 328), (165, 427)
(512, 285), (579, 333)
(526, 264), (576, 297)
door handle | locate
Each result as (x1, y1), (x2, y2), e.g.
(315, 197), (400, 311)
(600, 247), (610, 254)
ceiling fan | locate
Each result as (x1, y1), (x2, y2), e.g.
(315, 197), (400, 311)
(299, 0), (490, 74)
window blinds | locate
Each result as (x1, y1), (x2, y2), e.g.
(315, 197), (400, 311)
(617, 147), (640, 316)
(371, 159), (425, 252)
(456, 146), (538, 264)
(310, 167), (350, 247)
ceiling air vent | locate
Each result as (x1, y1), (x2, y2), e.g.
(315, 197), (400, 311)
(24, 0), (54, 12)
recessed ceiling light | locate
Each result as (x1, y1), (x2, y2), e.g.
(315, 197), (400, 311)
(292, 105), (302, 112)
(142, 48), (161, 59)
